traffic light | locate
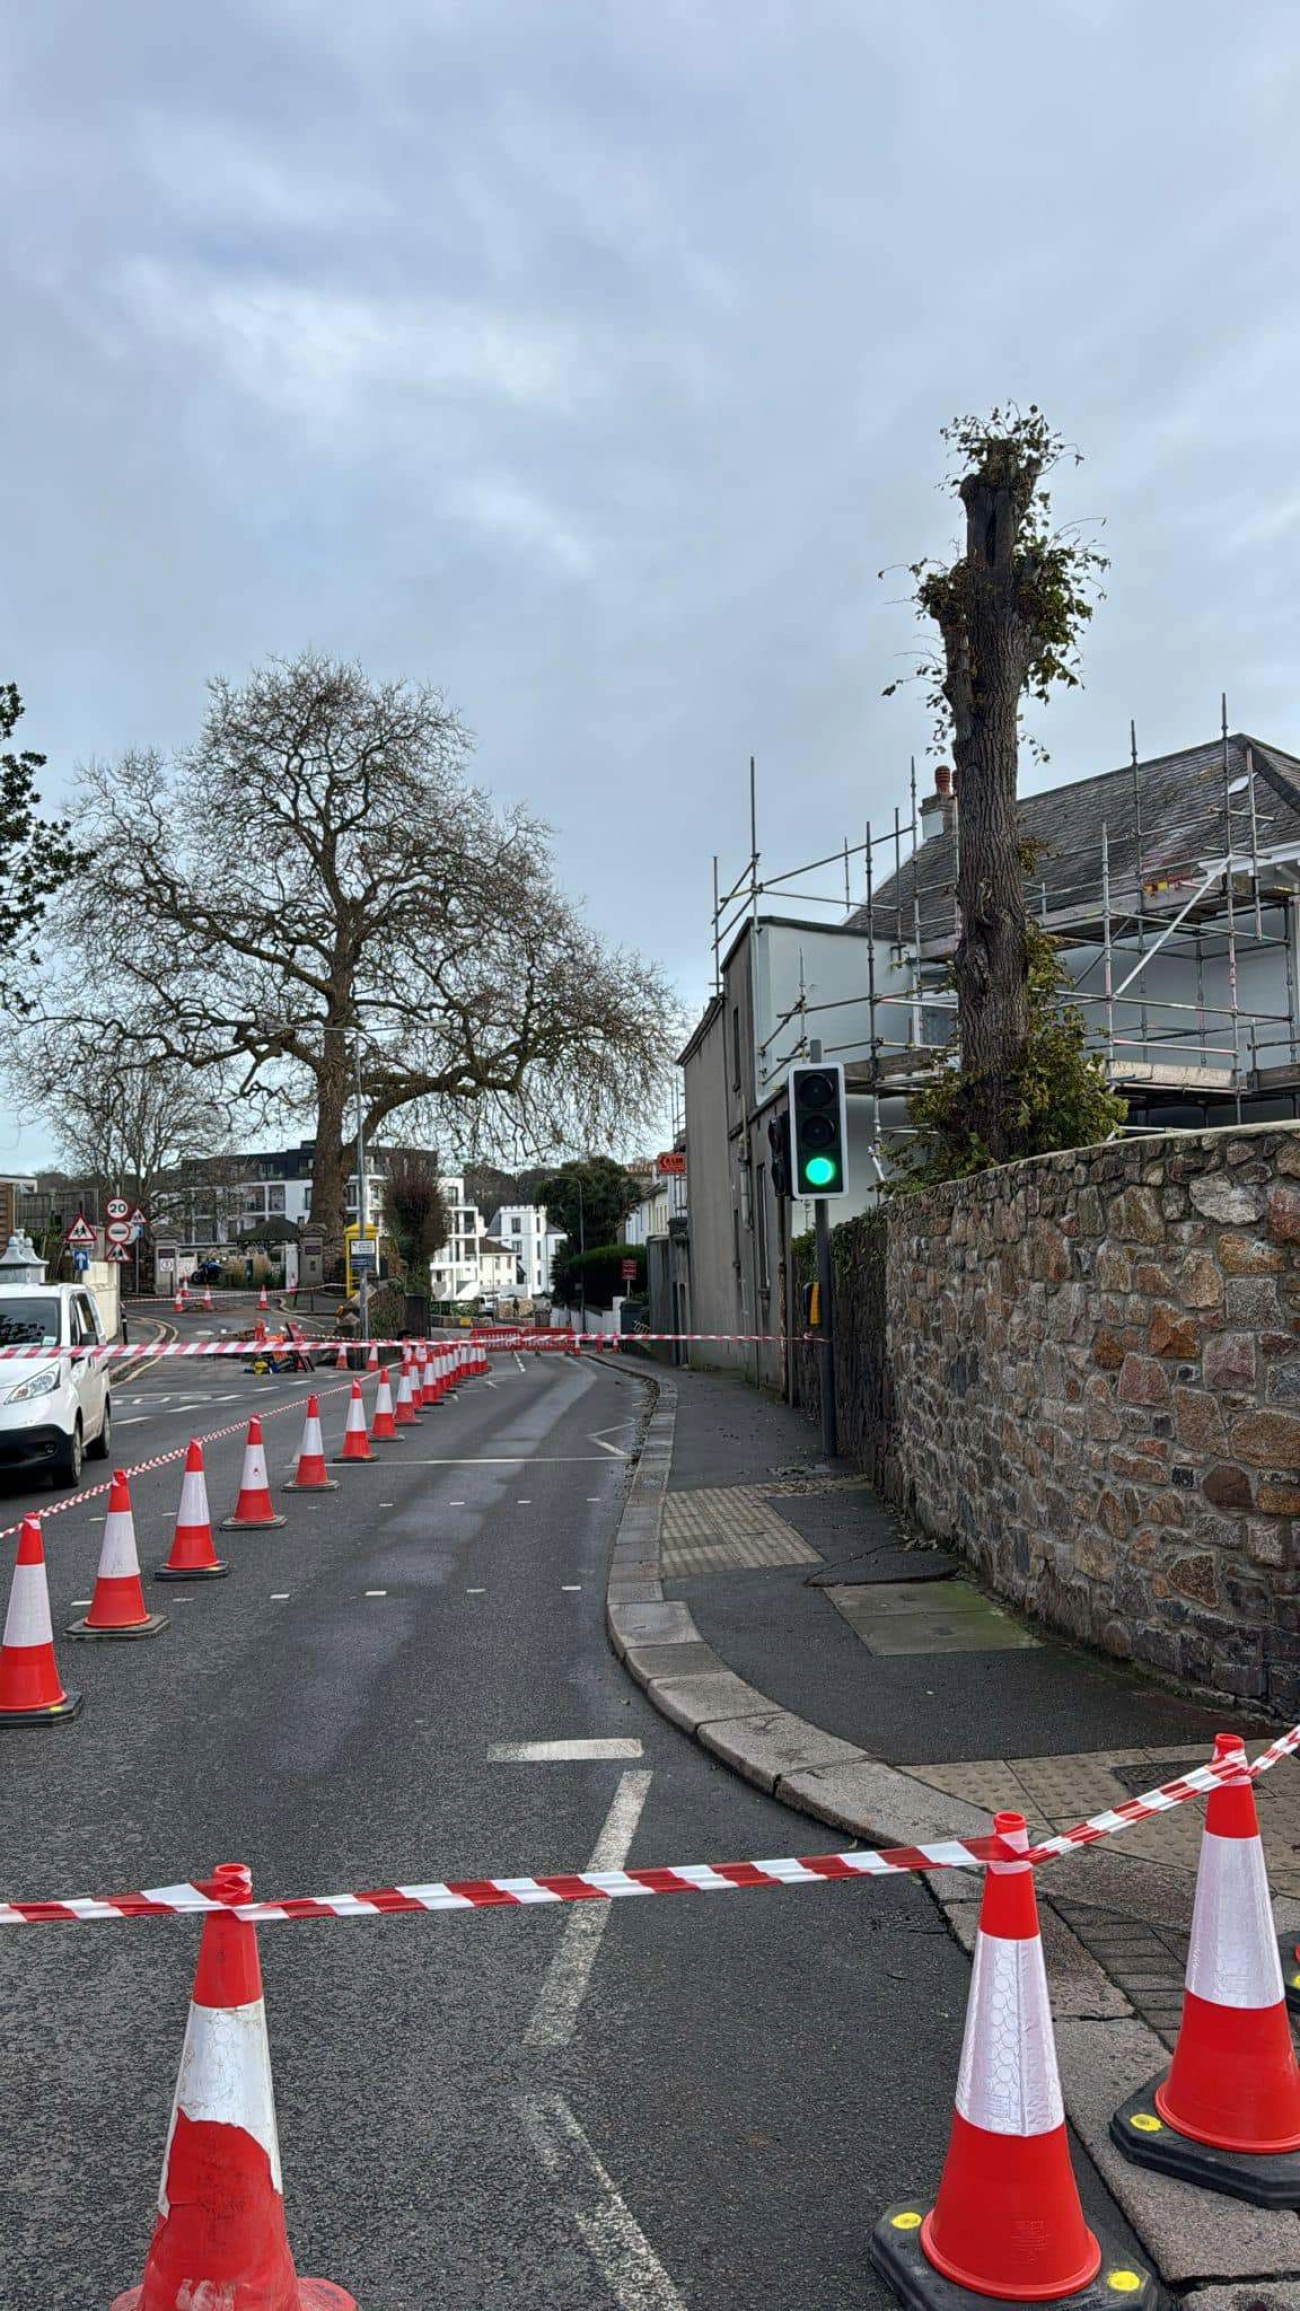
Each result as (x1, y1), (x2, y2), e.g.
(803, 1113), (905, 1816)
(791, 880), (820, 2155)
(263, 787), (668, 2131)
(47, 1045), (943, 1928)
(789, 1062), (849, 1198)
(767, 1110), (792, 1200)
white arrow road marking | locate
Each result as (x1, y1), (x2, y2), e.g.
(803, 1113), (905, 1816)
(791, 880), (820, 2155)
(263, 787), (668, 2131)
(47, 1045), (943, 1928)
(517, 2089), (686, 2311)
(524, 1768), (652, 2051)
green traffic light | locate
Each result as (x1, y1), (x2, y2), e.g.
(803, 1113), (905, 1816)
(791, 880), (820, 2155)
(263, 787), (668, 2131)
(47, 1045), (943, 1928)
(804, 1154), (838, 1189)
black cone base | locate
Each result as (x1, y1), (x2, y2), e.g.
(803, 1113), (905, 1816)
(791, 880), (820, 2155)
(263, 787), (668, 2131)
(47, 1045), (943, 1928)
(1111, 2077), (1300, 2209)
(67, 1613), (169, 1639)
(155, 1560), (229, 1581)
(0, 1691), (83, 1726)
(220, 1513), (287, 1530)
(284, 1477), (339, 1492)
(1279, 1933), (1300, 2016)
(870, 2203), (1168, 2310)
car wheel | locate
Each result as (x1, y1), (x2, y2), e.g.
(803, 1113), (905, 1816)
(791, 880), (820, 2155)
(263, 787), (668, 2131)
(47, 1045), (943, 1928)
(52, 1418), (84, 1489)
(86, 1397), (112, 1461)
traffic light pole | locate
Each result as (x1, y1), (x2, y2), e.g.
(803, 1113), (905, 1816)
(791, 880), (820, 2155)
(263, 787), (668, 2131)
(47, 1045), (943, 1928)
(808, 1039), (837, 1460)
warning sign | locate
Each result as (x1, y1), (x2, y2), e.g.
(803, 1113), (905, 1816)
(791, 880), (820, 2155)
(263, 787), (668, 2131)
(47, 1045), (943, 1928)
(65, 1216), (96, 1249)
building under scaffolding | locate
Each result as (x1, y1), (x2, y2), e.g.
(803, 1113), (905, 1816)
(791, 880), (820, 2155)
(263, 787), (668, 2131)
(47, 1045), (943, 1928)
(710, 723), (1300, 1145)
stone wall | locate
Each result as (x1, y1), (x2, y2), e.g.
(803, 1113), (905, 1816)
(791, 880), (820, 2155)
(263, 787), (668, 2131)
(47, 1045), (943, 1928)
(886, 1124), (1300, 1715)
(791, 1212), (898, 1491)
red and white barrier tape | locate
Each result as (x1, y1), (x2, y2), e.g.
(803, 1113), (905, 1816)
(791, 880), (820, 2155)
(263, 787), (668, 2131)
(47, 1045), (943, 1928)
(4, 1725), (1295, 1925)
(0, 1334), (798, 1362)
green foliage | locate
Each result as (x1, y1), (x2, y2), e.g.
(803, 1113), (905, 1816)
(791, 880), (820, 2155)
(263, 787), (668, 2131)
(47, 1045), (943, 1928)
(0, 685), (76, 1008)
(539, 1157), (640, 1253)
(385, 1149), (449, 1285)
(883, 404), (1108, 764)
(551, 1240), (645, 1309)
(893, 922), (1127, 1188)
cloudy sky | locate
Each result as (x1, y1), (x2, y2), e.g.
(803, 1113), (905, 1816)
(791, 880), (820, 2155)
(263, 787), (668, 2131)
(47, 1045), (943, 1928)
(3, 0), (1299, 1166)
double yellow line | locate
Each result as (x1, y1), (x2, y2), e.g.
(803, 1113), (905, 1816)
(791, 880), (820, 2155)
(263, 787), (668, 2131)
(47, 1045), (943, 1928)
(114, 1315), (175, 1386)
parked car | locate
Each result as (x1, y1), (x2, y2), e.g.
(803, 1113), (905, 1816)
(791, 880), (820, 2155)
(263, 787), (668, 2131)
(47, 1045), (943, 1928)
(0, 1283), (114, 1486)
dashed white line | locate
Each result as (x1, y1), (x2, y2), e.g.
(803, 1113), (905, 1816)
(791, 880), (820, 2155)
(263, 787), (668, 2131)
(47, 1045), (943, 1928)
(364, 1589), (387, 1598)
(523, 1768), (652, 2053)
(517, 2090), (686, 2310)
(466, 1587), (486, 1595)
(494, 1737), (644, 1763)
(562, 1584), (582, 1592)
(70, 1599), (92, 1608)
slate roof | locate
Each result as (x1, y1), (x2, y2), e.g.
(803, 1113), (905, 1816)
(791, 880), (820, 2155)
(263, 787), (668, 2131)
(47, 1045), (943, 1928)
(860, 733), (1300, 949)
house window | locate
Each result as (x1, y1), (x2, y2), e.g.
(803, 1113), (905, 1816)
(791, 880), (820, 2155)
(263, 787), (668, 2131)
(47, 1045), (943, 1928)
(267, 1186), (286, 1215)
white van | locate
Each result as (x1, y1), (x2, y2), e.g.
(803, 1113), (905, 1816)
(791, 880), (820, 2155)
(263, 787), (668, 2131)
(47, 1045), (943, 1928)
(0, 1283), (113, 1486)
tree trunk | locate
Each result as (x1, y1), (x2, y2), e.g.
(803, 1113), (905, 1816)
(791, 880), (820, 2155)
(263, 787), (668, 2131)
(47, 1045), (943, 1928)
(950, 470), (1032, 1161)
(310, 1058), (351, 1251)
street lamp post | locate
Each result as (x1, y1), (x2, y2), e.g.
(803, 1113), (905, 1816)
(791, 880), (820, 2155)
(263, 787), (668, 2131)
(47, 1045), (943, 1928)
(353, 1032), (369, 1345)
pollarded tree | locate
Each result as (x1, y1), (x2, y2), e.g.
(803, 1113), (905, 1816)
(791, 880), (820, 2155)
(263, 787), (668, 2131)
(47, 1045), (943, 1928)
(384, 1149), (450, 1287)
(887, 409), (1107, 1162)
(0, 684), (76, 1010)
(70, 653), (679, 1244)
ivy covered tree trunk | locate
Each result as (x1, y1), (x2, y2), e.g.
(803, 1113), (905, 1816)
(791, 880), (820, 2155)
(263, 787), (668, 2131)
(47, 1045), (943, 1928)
(947, 459), (1034, 1159)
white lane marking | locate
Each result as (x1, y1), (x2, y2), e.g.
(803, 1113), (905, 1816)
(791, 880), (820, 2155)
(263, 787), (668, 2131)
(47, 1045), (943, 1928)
(449, 1499), (466, 1505)
(70, 1599), (92, 1608)
(364, 1589), (387, 1598)
(402, 1457), (618, 1465)
(378, 1502), (395, 1508)
(466, 1587), (486, 1595)
(491, 1739), (643, 1763)
(517, 2089), (686, 2310)
(523, 1768), (652, 2053)
(118, 1416), (151, 1426)
(561, 1584), (582, 1592)
(513, 1353), (524, 1372)
(586, 1497), (600, 1502)
(517, 1498), (531, 1505)
(590, 1437), (629, 1458)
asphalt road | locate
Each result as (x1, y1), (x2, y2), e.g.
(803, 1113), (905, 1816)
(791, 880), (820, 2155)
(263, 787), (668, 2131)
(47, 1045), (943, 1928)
(0, 1341), (1135, 2309)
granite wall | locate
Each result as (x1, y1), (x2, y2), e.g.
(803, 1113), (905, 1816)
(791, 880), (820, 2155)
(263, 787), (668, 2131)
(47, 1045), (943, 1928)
(886, 1125), (1300, 1714)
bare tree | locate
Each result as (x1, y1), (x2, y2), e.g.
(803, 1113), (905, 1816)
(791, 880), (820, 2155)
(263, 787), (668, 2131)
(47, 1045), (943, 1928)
(2, 1009), (234, 1211)
(71, 653), (679, 1245)
(887, 408), (1106, 1161)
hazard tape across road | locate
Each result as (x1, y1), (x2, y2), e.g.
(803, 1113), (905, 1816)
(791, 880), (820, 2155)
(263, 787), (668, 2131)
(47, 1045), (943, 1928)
(0, 1334), (798, 1363)
(4, 1724), (1296, 1925)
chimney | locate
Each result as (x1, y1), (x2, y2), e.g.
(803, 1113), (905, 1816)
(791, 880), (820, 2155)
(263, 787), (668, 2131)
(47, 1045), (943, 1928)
(919, 764), (956, 840)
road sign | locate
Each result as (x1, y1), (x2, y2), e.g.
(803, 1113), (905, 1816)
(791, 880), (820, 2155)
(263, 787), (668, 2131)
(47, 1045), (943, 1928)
(72, 1249), (90, 1273)
(655, 1151), (686, 1176)
(351, 1242), (378, 1270)
(106, 1196), (129, 1221)
(128, 1206), (147, 1227)
(65, 1216), (96, 1248)
(621, 1258), (637, 1281)
(105, 1244), (129, 1264)
(105, 1219), (132, 1246)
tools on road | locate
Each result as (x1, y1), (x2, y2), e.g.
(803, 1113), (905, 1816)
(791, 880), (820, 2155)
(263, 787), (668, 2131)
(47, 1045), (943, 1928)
(221, 1417), (288, 1531)
(67, 1470), (168, 1640)
(0, 1515), (83, 1725)
(284, 1396), (338, 1492)
(110, 1862), (356, 2311)
(157, 1441), (228, 1580)
(872, 1809), (1162, 2309)
(1113, 1730), (1300, 2205)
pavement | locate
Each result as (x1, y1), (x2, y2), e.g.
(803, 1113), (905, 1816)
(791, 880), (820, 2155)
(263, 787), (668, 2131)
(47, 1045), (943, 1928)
(0, 1325), (1155, 2310)
(608, 1356), (1300, 2305)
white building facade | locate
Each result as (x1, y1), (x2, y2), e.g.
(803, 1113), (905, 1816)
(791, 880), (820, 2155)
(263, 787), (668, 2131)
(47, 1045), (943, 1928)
(487, 1204), (563, 1297)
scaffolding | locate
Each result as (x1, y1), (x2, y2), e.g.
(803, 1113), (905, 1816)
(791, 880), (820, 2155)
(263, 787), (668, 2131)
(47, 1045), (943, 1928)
(708, 719), (1300, 1146)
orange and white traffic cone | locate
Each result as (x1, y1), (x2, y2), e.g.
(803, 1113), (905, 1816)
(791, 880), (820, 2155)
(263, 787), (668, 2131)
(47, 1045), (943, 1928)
(284, 1396), (338, 1492)
(366, 1340), (379, 1372)
(1113, 1732), (1300, 2206)
(202, 1283), (213, 1311)
(333, 1380), (372, 1464)
(173, 1288), (185, 1314)
(110, 1862), (356, 2311)
(394, 1359), (418, 1425)
(415, 1344), (432, 1407)
(157, 1442), (228, 1580)
(68, 1470), (167, 1638)
(335, 1340), (349, 1372)
(258, 1282), (269, 1312)
(873, 1811), (1160, 2309)
(221, 1417), (287, 1531)
(0, 1516), (83, 1725)
(369, 1365), (399, 1443)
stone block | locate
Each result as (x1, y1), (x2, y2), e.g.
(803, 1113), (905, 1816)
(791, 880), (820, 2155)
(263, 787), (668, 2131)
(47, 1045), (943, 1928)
(699, 1709), (864, 1795)
(1203, 1332), (1258, 1392)
(1202, 1462), (1253, 1511)
(1219, 1230), (1285, 1275)
(1225, 1277), (1282, 1328)
(1110, 1185), (1165, 1242)
(649, 1670), (775, 1731)
(1148, 1303), (1200, 1358)
(1232, 1407), (1300, 1467)
(1117, 1353), (1172, 1407)
(1269, 1182), (1300, 1243)
(1179, 1251), (1223, 1306)
(1189, 1174), (1267, 1223)
(1094, 1241), (1133, 1291)
(1174, 1386), (1227, 1454)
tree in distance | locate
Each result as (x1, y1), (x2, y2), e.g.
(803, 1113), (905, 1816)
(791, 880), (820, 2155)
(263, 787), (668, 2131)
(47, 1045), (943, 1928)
(538, 1156), (641, 1252)
(384, 1148), (450, 1288)
(62, 653), (679, 1246)
(0, 684), (76, 1011)
(885, 407), (1111, 1172)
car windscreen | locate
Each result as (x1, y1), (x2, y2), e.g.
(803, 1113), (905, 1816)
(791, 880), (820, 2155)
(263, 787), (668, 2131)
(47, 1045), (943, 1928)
(0, 1299), (62, 1347)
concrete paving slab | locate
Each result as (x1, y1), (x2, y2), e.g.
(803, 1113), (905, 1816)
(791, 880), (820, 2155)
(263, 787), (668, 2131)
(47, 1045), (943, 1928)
(622, 1639), (727, 1681)
(1055, 2013), (1300, 2281)
(607, 1598), (699, 1655)
(699, 1708), (864, 1796)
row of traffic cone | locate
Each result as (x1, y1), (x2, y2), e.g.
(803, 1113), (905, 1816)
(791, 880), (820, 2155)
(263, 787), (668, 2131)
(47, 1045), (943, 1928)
(872, 1733), (1300, 2311)
(0, 1349), (475, 1729)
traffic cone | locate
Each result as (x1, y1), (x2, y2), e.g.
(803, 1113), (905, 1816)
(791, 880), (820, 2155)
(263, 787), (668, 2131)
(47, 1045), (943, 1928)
(157, 1442), (228, 1580)
(68, 1470), (167, 1638)
(1113, 1732), (1300, 2206)
(872, 1812), (1161, 2310)
(366, 1341), (379, 1372)
(258, 1282), (269, 1312)
(110, 1862), (356, 2311)
(333, 1381), (372, 1464)
(202, 1283), (213, 1311)
(394, 1360), (418, 1425)
(173, 1289), (185, 1314)
(0, 1516), (83, 1724)
(369, 1365), (399, 1443)
(335, 1340), (349, 1372)
(221, 1418), (287, 1531)
(284, 1396), (338, 1492)
(416, 1344), (433, 1407)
